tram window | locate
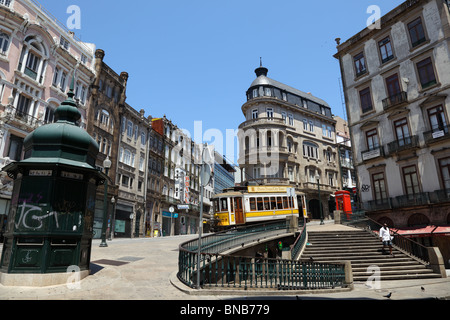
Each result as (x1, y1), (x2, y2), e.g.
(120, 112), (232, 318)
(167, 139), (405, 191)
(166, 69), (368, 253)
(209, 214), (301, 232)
(270, 197), (276, 210)
(250, 198), (257, 211)
(257, 197), (264, 210)
(214, 200), (219, 212)
(283, 197), (288, 209)
(277, 197), (283, 209)
(220, 198), (228, 211)
(264, 197), (270, 210)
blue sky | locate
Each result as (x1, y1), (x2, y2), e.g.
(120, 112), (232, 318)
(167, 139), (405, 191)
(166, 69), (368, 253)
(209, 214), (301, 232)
(39, 0), (404, 158)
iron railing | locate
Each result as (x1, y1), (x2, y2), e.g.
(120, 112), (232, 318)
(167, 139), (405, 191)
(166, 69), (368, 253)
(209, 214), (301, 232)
(339, 212), (430, 264)
(178, 251), (347, 290)
(291, 224), (307, 260)
(178, 220), (349, 290)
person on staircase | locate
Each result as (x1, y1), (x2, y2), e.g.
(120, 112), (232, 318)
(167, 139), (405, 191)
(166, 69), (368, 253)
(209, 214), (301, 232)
(379, 223), (394, 256)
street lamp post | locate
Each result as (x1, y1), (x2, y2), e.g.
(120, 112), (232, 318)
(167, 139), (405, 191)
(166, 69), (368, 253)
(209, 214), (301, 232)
(316, 174), (324, 225)
(109, 196), (116, 241)
(100, 156), (112, 247)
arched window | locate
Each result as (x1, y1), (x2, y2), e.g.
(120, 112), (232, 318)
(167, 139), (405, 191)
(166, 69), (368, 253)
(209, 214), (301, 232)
(19, 36), (48, 84)
(303, 141), (319, 159)
(0, 32), (10, 55)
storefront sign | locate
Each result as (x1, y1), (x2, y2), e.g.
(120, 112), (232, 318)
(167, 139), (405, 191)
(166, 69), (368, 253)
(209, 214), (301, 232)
(184, 176), (190, 204)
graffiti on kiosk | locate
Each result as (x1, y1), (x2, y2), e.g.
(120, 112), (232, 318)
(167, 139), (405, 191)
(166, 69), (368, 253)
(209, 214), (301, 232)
(15, 201), (61, 230)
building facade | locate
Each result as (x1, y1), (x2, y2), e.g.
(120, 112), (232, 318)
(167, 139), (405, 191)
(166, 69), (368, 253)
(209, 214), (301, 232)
(116, 105), (151, 238)
(238, 65), (342, 220)
(335, 0), (450, 265)
(0, 0), (96, 235)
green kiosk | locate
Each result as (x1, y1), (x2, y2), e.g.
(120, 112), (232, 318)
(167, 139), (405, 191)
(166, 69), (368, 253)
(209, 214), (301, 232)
(0, 82), (107, 286)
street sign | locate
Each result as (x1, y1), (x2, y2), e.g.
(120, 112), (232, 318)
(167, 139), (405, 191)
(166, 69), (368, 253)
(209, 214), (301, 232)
(287, 187), (296, 197)
(177, 205), (190, 210)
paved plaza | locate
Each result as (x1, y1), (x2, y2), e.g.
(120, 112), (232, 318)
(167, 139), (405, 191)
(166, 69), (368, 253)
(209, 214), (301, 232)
(0, 222), (449, 301)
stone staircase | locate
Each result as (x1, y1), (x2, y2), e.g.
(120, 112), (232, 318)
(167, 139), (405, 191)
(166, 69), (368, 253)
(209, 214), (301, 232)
(301, 230), (442, 281)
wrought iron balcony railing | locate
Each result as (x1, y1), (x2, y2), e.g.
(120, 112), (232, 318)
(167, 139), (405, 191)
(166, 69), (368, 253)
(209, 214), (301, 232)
(382, 91), (408, 110)
(387, 135), (419, 154)
(423, 125), (450, 144)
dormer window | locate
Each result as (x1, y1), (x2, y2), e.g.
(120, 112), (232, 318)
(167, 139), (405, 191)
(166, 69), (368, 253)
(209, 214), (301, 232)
(252, 88), (258, 98)
(264, 87), (272, 97)
(60, 36), (70, 50)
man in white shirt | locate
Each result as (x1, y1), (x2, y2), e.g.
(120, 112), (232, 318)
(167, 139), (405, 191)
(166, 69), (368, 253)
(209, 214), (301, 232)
(379, 223), (393, 256)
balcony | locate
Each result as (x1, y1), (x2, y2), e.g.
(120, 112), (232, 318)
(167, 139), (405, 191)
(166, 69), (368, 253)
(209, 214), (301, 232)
(382, 91), (408, 110)
(361, 146), (385, 162)
(387, 135), (419, 155)
(239, 117), (287, 130)
(365, 198), (392, 211)
(423, 125), (450, 145)
(251, 177), (290, 186)
(394, 193), (430, 207)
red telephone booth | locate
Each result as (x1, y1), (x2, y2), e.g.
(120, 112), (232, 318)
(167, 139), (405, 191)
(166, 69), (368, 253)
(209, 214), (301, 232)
(335, 191), (352, 219)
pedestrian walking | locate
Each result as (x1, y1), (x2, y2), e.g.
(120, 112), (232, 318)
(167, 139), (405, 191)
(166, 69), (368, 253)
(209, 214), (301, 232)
(379, 223), (394, 256)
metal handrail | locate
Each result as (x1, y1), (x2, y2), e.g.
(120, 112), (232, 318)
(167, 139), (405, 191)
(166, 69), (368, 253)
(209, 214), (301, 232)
(341, 213), (430, 264)
(178, 220), (349, 290)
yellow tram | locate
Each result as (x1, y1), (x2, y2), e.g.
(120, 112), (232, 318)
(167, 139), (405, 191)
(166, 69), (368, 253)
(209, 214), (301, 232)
(212, 185), (307, 229)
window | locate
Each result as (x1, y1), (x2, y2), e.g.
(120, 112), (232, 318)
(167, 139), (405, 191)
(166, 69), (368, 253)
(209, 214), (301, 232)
(416, 57), (437, 89)
(0, 0), (12, 8)
(354, 52), (367, 77)
(60, 71), (67, 91)
(253, 88), (258, 98)
(52, 67), (60, 87)
(402, 165), (420, 197)
(386, 73), (401, 98)
(60, 36), (70, 50)
(250, 198), (257, 211)
(372, 173), (388, 202)
(257, 197), (264, 211)
(359, 87), (373, 113)
(0, 32), (10, 55)
(25, 52), (40, 80)
(303, 119), (308, 131)
(266, 108), (273, 119)
(309, 120), (314, 132)
(7, 135), (24, 161)
(439, 157), (450, 190)
(282, 92), (287, 101)
(303, 142), (319, 159)
(264, 87), (272, 97)
(408, 17), (426, 48)
(379, 36), (394, 63)
(17, 94), (31, 117)
(266, 131), (272, 147)
(252, 109), (258, 120)
(19, 36), (47, 84)
(253, 167), (261, 179)
(288, 167), (294, 181)
(366, 128), (380, 150)
(127, 120), (133, 137)
(427, 105), (447, 132)
(141, 131), (147, 145)
(394, 118), (410, 146)
(328, 173), (335, 187)
(287, 139), (293, 152)
(281, 111), (287, 124)
(44, 106), (55, 124)
(81, 54), (87, 64)
(288, 114), (294, 126)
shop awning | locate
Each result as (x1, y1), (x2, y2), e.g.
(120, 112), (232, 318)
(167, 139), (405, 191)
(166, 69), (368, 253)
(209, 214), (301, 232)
(432, 226), (450, 236)
(392, 225), (450, 238)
